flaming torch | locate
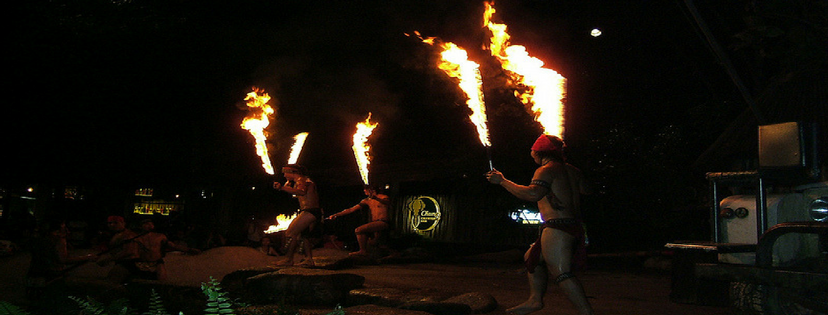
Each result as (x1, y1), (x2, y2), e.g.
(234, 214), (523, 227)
(418, 33), (494, 170)
(352, 113), (378, 186)
(241, 89), (276, 175)
(287, 132), (309, 165)
(484, 2), (566, 138)
(264, 213), (298, 234)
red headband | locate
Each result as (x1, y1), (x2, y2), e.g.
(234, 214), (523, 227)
(531, 134), (561, 152)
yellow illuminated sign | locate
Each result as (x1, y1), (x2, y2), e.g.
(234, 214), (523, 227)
(408, 196), (442, 232)
(133, 200), (182, 215)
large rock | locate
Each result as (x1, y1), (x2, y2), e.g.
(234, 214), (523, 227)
(309, 255), (356, 270)
(346, 287), (445, 307)
(220, 266), (279, 294)
(313, 304), (434, 315)
(240, 268), (365, 306)
(164, 246), (281, 287)
(442, 292), (498, 314)
(399, 301), (472, 315)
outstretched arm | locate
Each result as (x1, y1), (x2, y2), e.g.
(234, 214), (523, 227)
(329, 202), (364, 220)
(165, 236), (200, 255)
(487, 168), (550, 202)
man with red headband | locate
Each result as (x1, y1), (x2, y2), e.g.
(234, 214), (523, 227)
(486, 134), (594, 315)
(274, 164), (322, 267)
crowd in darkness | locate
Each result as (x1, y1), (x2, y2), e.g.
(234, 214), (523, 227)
(0, 209), (268, 258)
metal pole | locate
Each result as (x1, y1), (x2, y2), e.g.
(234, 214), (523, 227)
(486, 146), (494, 170)
(682, 0), (766, 124)
(756, 177), (769, 242)
(711, 178), (720, 242)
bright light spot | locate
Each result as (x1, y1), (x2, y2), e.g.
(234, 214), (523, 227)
(509, 209), (543, 225)
(590, 28), (602, 37)
(27, 187), (34, 193)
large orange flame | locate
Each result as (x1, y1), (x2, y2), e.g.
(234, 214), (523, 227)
(352, 113), (378, 185)
(484, 2), (566, 138)
(264, 213), (298, 234)
(241, 89), (276, 175)
(421, 36), (491, 147)
(287, 132), (308, 165)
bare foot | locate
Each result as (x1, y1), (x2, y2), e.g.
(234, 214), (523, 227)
(348, 251), (369, 257)
(298, 259), (315, 267)
(506, 301), (543, 315)
(275, 259), (293, 266)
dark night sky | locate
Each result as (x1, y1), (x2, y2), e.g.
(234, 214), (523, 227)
(5, 0), (745, 188)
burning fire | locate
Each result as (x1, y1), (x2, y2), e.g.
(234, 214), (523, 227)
(484, 2), (567, 138)
(240, 89), (276, 175)
(420, 35), (491, 148)
(352, 113), (378, 185)
(264, 213), (298, 234)
(287, 132), (308, 164)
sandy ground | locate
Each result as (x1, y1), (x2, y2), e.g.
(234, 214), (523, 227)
(0, 246), (734, 315)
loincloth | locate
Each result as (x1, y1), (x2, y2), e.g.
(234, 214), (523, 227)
(301, 208), (323, 220)
(300, 208), (324, 238)
(525, 218), (587, 273)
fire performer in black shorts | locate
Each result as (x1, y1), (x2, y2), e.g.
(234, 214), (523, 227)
(328, 185), (390, 256)
(274, 164), (322, 267)
(486, 134), (594, 315)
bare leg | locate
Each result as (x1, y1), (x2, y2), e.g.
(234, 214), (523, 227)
(352, 232), (370, 256)
(543, 228), (594, 315)
(299, 238), (315, 266)
(278, 237), (298, 265)
(278, 212), (316, 265)
(352, 221), (388, 255)
(156, 263), (168, 281)
(507, 249), (547, 315)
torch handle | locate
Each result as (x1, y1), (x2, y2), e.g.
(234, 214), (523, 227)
(486, 146), (494, 171)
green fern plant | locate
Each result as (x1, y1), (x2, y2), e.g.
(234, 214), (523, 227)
(0, 301), (32, 315)
(143, 289), (170, 315)
(201, 277), (234, 315)
(68, 296), (139, 315)
(69, 296), (107, 315)
(4, 276), (347, 315)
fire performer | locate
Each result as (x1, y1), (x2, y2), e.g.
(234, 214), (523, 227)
(273, 163), (322, 267)
(130, 218), (200, 281)
(96, 215), (141, 284)
(327, 185), (390, 257)
(26, 219), (97, 299)
(486, 134), (594, 315)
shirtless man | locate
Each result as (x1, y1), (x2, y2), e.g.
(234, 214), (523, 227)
(273, 164), (322, 266)
(486, 134), (594, 315)
(96, 215), (140, 283)
(327, 186), (390, 256)
(131, 219), (199, 281)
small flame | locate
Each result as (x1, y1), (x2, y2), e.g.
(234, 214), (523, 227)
(352, 113), (378, 185)
(287, 132), (309, 165)
(484, 2), (566, 138)
(264, 213), (298, 234)
(241, 89), (276, 174)
(422, 37), (491, 147)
